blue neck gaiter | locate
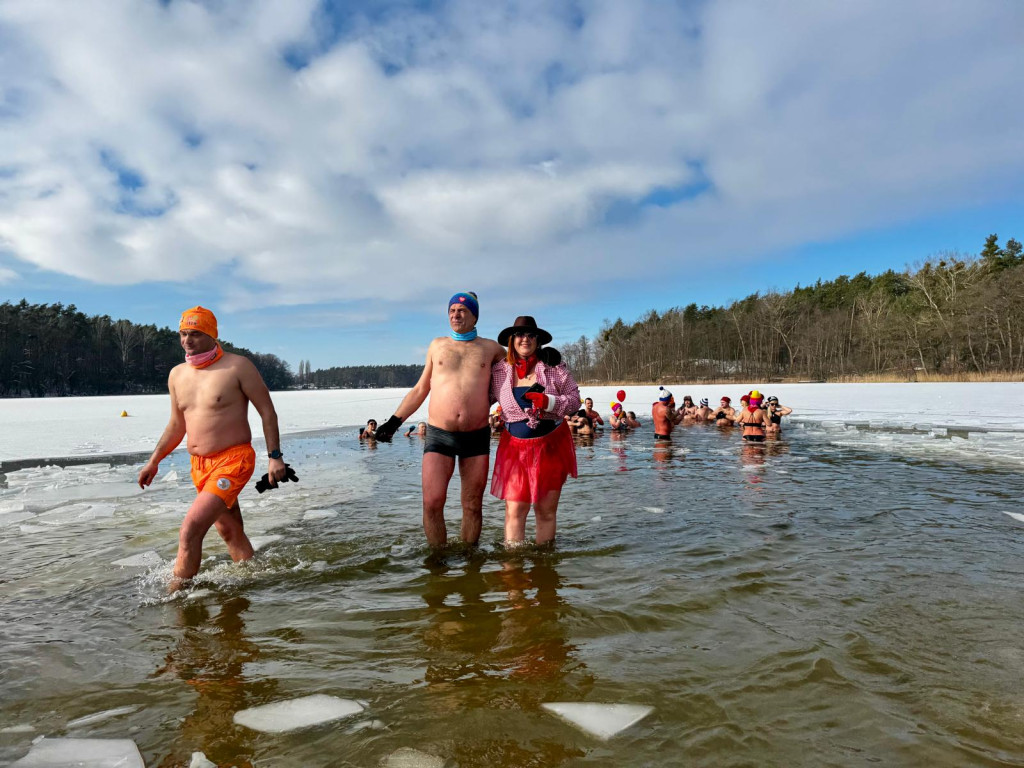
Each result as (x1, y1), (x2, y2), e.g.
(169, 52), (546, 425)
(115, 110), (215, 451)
(450, 328), (478, 341)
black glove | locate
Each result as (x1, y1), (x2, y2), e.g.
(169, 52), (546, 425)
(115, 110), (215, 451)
(374, 414), (403, 442)
(255, 463), (299, 493)
(538, 346), (562, 366)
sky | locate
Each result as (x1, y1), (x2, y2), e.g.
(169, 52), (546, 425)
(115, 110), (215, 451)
(1, 0), (1022, 369)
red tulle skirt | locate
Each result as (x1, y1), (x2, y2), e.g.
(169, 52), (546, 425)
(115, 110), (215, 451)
(490, 421), (578, 503)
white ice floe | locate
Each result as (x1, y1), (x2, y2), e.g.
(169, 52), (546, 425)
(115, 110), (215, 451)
(1002, 511), (1024, 524)
(249, 535), (282, 551)
(303, 508), (338, 520)
(0, 511), (34, 528)
(66, 705), (140, 729)
(541, 702), (654, 740)
(233, 694), (364, 733)
(641, 506), (664, 514)
(381, 747), (446, 768)
(0, 724), (35, 733)
(189, 752), (217, 768)
(10, 737), (144, 767)
(112, 551), (163, 568)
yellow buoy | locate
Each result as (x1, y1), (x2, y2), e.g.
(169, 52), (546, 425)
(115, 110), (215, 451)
(120, 410), (128, 417)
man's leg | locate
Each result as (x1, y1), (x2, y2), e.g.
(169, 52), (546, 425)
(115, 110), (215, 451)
(422, 452), (456, 547)
(504, 500), (531, 544)
(174, 491), (230, 582)
(533, 488), (562, 544)
(457, 454), (489, 545)
(213, 500), (254, 563)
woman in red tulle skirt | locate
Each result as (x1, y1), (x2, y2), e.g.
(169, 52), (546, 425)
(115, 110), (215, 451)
(489, 316), (581, 544)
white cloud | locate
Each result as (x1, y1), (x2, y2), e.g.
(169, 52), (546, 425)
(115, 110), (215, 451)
(0, 0), (1021, 319)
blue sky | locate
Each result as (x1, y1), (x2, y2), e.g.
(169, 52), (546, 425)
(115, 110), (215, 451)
(1, 0), (1022, 369)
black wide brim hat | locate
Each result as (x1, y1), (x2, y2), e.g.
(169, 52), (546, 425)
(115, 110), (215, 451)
(497, 315), (553, 346)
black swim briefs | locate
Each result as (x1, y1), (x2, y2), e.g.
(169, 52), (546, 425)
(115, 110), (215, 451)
(742, 434), (766, 443)
(424, 425), (491, 458)
(654, 433), (672, 441)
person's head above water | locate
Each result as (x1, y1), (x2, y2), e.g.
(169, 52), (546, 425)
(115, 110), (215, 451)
(448, 292), (479, 338)
(179, 306), (219, 359)
(658, 386), (673, 403)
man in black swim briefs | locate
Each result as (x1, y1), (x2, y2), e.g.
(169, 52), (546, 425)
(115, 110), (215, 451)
(373, 293), (504, 546)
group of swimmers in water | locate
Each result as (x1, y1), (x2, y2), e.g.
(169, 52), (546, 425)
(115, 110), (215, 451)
(362, 389), (794, 444)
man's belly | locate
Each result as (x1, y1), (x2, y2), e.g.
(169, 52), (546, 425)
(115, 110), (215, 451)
(186, 413), (253, 456)
(427, 389), (489, 432)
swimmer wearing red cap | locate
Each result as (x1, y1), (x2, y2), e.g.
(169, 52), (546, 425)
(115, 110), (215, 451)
(138, 306), (288, 589)
(713, 396), (737, 426)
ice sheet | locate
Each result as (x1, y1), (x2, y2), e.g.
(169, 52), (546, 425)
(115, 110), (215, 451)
(2, 383), (1021, 465)
(541, 702), (654, 740)
(232, 694), (364, 733)
(10, 738), (144, 767)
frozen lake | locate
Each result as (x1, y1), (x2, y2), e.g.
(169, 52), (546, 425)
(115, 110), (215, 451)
(1, 383), (1024, 766)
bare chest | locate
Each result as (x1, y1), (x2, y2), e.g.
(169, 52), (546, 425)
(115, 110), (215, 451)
(434, 343), (493, 378)
(176, 369), (244, 412)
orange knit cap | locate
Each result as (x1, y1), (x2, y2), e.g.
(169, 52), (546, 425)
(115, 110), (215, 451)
(179, 306), (218, 339)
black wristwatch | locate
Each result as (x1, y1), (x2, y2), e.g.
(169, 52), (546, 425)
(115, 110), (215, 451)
(268, 449), (283, 460)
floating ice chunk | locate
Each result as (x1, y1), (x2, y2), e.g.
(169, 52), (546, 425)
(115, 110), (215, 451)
(0, 500), (26, 513)
(10, 737), (144, 767)
(1002, 511), (1024, 524)
(189, 752), (216, 768)
(249, 535), (282, 551)
(541, 702), (654, 740)
(184, 589), (214, 601)
(233, 694), (363, 733)
(348, 719), (387, 733)
(160, 470), (179, 483)
(591, 515), (602, 521)
(112, 551), (163, 568)
(303, 508), (338, 521)
(641, 507), (664, 514)
(0, 724), (35, 733)
(66, 705), (140, 728)
(381, 747), (446, 768)
(0, 512), (34, 528)
(19, 524), (50, 534)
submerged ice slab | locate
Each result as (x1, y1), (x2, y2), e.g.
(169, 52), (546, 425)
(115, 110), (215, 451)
(66, 705), (140, 729)
(10, 737), (144, 767)
(112, 551), (163, 568)
(541, 702), (654, 740)
(249, 535), (282, 551)
(233, 694), (363, 733)
(382, 747), (446, 767)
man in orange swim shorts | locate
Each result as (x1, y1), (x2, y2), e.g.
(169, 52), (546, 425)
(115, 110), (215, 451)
(138, 306), (287, 588)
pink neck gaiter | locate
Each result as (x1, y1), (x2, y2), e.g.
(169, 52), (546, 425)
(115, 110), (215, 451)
(186, 345), (223, 369)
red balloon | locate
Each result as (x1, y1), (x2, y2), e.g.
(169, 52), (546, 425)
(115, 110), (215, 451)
(616, 389), (626, 402)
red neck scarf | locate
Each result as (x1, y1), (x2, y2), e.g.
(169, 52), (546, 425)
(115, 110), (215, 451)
(746, 405), (758, 413)
(513, 354), (537, 380)
(186, 344), (223, 369)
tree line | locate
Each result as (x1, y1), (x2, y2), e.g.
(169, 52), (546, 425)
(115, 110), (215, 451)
(4, 234), (1020, 396)
(561, 234), (1024, 383)
(0, 300), (293, 396)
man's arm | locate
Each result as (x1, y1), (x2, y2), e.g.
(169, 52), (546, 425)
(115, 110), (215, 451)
(138, 377), (186, 488)
(239, 358), (287, 482)
(376, 344), (435, 441)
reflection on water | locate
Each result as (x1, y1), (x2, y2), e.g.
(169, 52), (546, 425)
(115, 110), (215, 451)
(2, 423), (1024, 766)
(153, 594), (273, 767)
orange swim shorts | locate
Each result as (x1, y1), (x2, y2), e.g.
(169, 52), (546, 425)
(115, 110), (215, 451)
(190, 443), (256, 508)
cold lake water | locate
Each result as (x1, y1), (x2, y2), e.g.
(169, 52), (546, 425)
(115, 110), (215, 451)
(2, 385), (1024, 766)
